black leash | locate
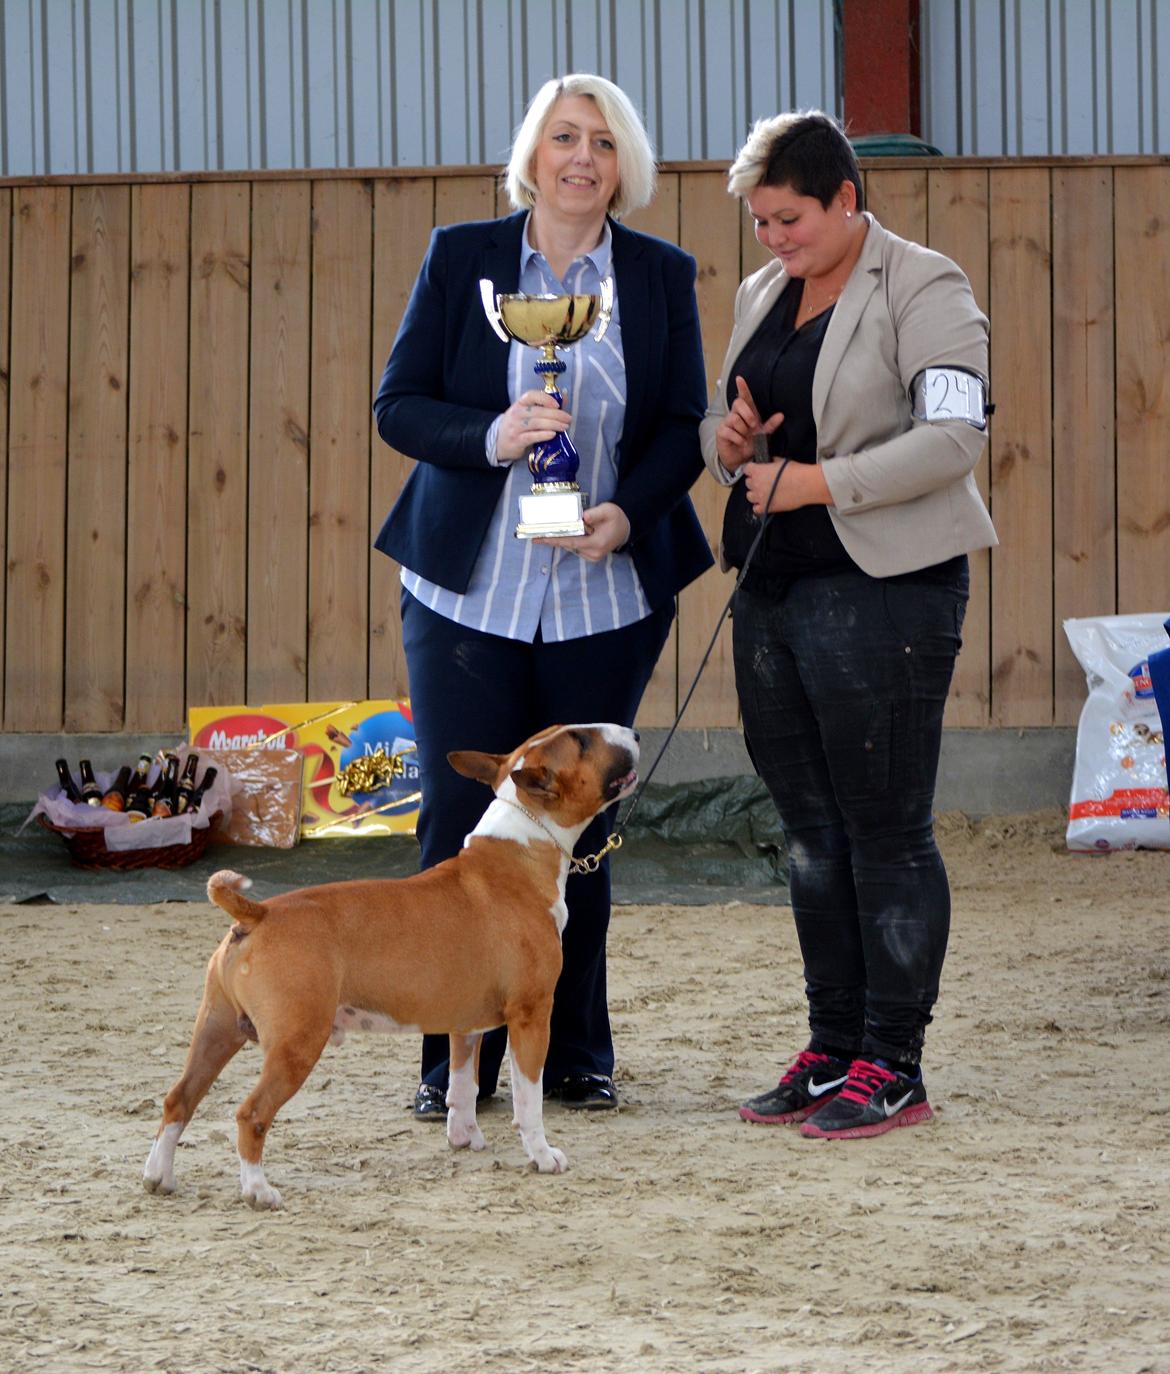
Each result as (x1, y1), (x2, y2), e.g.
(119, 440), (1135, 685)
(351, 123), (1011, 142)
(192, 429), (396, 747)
(601, 454), (790, 850)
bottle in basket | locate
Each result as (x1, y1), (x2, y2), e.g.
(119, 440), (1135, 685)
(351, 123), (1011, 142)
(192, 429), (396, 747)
(187, 766), (219, 816)
(78, 759), (104, 806)
(126, 760), (156, 823)
(174, 754), (200, 815)
(101, 765), (134, 812)
(55, 759), (83, 804)
(152, 755), (181, 819)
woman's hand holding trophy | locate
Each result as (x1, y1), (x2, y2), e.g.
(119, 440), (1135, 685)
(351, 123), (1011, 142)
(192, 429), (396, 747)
(495, 390), (574, 462)
(539, 500), (632, 560)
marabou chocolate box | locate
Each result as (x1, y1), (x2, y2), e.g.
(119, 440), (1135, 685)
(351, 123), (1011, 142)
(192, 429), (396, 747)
(188, 700), (419, 839)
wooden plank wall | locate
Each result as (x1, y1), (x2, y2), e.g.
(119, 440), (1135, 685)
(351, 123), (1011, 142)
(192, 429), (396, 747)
(2, 159), (1169, 737)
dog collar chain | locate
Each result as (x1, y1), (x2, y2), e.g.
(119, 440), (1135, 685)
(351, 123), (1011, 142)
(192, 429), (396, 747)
(495, 797), (623, 875)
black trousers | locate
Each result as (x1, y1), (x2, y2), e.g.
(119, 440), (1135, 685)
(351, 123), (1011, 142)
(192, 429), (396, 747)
(400, 588), (674, 1093)
(732, 564), (967, 1066)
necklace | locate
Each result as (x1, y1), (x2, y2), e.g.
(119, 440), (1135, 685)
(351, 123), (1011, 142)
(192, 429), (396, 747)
(798, 279), (844, 321)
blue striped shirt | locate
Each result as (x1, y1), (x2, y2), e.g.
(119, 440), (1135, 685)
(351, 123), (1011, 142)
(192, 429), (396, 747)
(401, 216), (650, 642)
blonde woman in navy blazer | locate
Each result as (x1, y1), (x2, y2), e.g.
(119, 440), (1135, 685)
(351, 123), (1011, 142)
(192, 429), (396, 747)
(700, 112), (997, 1141)
(375, 74), (712, 1119)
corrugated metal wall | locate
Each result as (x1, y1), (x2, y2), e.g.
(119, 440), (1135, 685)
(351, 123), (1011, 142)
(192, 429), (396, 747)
(0, 0), (839, 176)
(923, 0), (1170, 155)
(8, 1), (1168, 176)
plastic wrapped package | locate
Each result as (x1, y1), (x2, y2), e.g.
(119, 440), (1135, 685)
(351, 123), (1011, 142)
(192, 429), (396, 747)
(200, 748), (303, 848)
(1149, 617), (1170, 746)
(1064, 613), (1170, 851)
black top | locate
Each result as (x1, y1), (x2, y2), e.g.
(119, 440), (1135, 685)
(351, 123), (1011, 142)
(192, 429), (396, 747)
(720, 280), (965, 596)
(720, 282), (852, 593)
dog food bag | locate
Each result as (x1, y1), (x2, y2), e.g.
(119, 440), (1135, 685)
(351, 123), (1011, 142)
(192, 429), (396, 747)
(1064, 613), (1170, 851)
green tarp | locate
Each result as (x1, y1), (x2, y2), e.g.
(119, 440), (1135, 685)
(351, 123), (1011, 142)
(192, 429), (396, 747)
(0, 777), (789, 907)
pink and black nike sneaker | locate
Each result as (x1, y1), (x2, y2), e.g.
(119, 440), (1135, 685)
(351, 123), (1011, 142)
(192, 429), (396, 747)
(739, 1050), (850, 1125)
(799, 1058), (933, 1139)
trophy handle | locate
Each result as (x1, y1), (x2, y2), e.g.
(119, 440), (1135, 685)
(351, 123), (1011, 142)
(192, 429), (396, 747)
(479, 279), (510, 343)
(593, 277), (614, 343)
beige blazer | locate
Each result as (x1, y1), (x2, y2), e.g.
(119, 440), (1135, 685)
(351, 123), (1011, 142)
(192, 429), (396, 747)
(699, 213), (998, 577)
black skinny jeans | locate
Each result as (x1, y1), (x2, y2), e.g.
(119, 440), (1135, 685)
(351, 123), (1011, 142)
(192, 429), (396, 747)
(732, 565), (968, 1066)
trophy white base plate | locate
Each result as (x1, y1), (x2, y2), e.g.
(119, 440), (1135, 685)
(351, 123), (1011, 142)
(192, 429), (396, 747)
(515, 488), (588, 540)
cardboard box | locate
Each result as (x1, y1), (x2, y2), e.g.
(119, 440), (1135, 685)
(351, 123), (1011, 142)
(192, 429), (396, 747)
(189, 700), (419, 839)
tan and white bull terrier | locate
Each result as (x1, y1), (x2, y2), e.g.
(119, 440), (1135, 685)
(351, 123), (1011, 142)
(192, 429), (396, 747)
(143, 723), (638, 1210)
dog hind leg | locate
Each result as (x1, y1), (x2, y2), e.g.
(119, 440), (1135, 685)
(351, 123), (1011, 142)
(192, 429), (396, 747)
(235, 1027), (329, 1210)
(446, 1032), (486, 1152)
(508, 1012), (566, 1174)
(144, 983), (246, 1196)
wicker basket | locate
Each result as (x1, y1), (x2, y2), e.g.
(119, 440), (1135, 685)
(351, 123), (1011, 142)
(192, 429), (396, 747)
(37, 812), (222, 871)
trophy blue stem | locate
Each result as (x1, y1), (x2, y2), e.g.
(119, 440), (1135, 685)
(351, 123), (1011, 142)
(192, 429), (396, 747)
(529, 364), (579, 485)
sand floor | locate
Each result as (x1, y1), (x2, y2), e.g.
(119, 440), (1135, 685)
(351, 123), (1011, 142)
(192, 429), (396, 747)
(1, 809), (1168, 1373)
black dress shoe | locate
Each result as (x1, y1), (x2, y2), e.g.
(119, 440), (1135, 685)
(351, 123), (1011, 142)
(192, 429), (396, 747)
(412, 1084), (448, 1120)
(547, 1073), (618, 1110)
(412, 1083), (496, 1120)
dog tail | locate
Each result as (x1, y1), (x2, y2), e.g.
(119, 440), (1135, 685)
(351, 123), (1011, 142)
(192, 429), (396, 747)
(206, 869), (267, 926)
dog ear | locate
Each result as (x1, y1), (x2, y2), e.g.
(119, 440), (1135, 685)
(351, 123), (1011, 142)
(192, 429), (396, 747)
(447, 750), (506, 786)
(511, 765), (560, 801)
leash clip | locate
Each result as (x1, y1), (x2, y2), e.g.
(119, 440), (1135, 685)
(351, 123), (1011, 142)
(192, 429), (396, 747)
(570, 831), (623, 875)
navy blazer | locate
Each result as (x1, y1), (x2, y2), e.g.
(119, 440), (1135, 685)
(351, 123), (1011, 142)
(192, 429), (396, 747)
(373, 211), (714, 611)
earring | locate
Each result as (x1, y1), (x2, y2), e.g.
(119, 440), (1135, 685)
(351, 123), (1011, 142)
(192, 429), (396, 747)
(845, 210), (853, 219)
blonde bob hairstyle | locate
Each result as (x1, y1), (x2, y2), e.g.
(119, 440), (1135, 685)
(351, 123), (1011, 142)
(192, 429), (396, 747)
(504, 73), (657, 220)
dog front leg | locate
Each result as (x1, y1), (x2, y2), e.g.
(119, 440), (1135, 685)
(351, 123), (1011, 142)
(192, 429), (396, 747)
(508, 1021), (566, 1174)
(446, 1033), (486, 1152)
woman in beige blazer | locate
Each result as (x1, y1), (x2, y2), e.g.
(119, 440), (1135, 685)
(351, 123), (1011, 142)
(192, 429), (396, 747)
(700, 112), (997, 1141)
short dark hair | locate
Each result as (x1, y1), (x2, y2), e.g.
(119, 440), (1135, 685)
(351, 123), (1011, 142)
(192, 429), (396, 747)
(729, 111), (865, 213)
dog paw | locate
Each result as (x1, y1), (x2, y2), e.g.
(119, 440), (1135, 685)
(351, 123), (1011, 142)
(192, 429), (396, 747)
(143, 1125), (181, 1195)
(447, 1119), (486, 1152)
(530, 1145), (568, 1174)
(239, 1160), (283, 1210)
(241, 1180), (283, 1211)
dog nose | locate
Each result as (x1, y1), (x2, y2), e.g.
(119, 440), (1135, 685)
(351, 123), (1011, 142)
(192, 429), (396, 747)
(632, 729), (640, 742)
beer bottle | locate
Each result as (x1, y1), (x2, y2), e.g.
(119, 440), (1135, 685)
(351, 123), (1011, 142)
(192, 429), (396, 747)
(78, 759), (104, 806)
(174, 754), (201, 815)
(126, 765), (157, 822)
(187, 766), (219, 815)
(55, 759), (83, 804)
(152, 755), (181, 818)
(101, 765), (134, 811)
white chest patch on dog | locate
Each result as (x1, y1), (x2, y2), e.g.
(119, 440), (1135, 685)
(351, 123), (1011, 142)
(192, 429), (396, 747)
(329, 1005), (419, 1047)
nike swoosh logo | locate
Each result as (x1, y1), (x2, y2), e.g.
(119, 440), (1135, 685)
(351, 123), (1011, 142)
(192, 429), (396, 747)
(884, 1090), (915, 1117)
(808, 1075), (848, 1098)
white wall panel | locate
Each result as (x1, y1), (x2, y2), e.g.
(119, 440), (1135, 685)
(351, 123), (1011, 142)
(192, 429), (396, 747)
(923, 0), (1170, 156)
(1, 0), (840, 176)
(34, 0), (1168, 174)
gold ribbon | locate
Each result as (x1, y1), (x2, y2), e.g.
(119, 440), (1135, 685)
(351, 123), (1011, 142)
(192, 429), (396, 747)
(250, 703), (359, 751)
(330, 744), (417, 798)
(309, 790), (423, 836)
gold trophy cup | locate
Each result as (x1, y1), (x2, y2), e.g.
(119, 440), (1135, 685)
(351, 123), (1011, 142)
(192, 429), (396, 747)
(480, 278), (614, 538)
